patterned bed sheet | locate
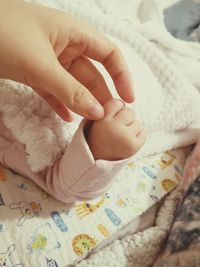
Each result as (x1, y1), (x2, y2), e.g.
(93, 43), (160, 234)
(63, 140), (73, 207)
(0, 149), (188, 267)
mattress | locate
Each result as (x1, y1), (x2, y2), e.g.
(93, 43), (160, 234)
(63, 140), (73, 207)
(0, 148), (188, 266)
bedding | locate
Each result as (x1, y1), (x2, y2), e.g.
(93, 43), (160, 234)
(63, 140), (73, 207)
(0, 0), (200, 266)
(164, 0), (200, 42)
(0, 148), (187, 266)
(1, 0), (199, 186)
(154, 176), (200, 267)
(153, 139), (200, 267)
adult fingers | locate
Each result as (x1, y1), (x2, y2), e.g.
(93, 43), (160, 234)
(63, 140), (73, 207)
(34, 87), (73, 121)
(67, 56), (112, 104)
(79, 28), (134, 103)
(34, 60), (104, 120)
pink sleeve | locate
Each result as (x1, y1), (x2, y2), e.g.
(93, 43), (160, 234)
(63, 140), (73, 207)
(0, 120), (132, 203)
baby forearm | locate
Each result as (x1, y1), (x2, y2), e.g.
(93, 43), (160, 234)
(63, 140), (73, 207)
(0, 119), (132, 203)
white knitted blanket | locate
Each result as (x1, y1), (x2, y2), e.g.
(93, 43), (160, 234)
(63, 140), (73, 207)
(0, 0), (200, 265)
(0, 0), (200, 173)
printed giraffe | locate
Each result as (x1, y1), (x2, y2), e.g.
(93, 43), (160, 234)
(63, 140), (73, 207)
(75, 193), (109, 218)
(158, 151), (176, 169)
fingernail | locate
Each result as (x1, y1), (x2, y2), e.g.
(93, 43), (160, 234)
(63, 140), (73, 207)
(88, 102), (104, 119)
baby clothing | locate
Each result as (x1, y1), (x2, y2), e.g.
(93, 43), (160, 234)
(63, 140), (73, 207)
(1, 0), (200, 205)
(0, 87), (131, 204)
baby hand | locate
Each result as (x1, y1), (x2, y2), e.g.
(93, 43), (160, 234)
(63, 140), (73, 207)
(87, 99), (146, 161)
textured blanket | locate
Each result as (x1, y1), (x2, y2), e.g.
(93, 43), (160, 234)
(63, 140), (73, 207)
(0, 149), (187, 267)
(154, 141), (200, 266)
(75, 187), (183, 267)
(0, 0), (200, 172)
(164, 0), (200, 42)
(154, 178), (200, 267)
(0, 0), (200, 266)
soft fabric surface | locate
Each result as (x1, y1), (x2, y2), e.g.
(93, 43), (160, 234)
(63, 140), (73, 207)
(0, 0), (199, 266)
(184, 139), (200, 190)
(0, 0), (200, 172)
(0, 149), (186, 266)
(76, 186), (183, 267)
(164, 0), (200, 42)
(154, 173), (200, 267)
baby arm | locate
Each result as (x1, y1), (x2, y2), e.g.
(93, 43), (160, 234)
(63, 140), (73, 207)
(0, 99), (146, 203)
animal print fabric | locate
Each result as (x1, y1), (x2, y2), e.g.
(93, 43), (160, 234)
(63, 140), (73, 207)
(0, 148), (187, 266)
(154, 174), (200, 267)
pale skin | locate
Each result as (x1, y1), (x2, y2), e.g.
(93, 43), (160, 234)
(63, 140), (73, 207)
(87, 98), (146, 160)
(0, 1), (146, 161)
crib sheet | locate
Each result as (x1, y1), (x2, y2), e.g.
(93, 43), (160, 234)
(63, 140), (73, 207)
(0, 148), (188, 267)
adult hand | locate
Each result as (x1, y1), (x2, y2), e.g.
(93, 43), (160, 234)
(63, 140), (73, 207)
(0, 0), (134, 121)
